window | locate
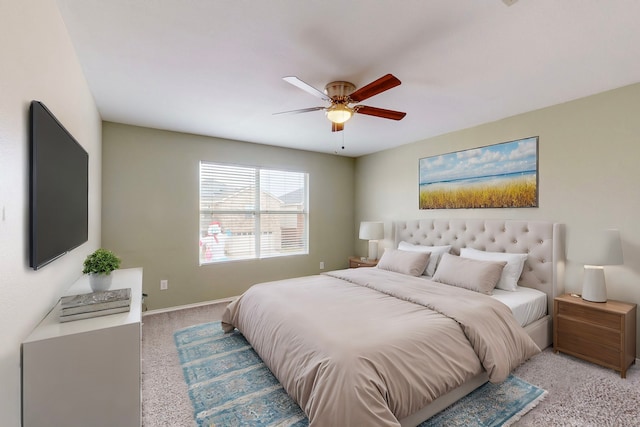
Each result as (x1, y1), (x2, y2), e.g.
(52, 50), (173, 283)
(199, 162), (309, 264)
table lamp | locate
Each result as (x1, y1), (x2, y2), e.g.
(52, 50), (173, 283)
(359, 221), (384, 261)
(581, 229), (623, 303)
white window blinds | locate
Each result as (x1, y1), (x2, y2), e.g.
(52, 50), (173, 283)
(199, 162), (308, 264)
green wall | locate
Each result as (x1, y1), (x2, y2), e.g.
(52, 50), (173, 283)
(102, 123), (355, 310)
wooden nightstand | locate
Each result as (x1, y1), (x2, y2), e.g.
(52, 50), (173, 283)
(554, 293), (636, 378)
(349, 256), (378, 268)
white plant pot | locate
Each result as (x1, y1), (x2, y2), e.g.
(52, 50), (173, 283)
(89, 273), (113, 292)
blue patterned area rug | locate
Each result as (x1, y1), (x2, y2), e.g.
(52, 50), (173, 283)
(174, 321), (546, 427)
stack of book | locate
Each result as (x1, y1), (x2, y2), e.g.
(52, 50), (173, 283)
(60, 288), (132, 322)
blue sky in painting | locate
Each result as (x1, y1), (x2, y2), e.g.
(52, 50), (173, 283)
(419, 137), (537, 185)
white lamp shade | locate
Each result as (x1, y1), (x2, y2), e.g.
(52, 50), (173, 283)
(359, 221), (384, 260)
(585, 229), (624, 266)
(359, 221), (384, 240)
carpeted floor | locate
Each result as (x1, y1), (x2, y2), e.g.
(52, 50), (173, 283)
(141, 302), (640, 427)
(142, 304), (228, 427)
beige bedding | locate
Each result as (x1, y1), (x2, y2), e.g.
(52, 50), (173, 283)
(222, 267), (539, 427)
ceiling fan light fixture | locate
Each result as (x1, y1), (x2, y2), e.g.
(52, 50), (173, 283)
(326, 104), (353, 124)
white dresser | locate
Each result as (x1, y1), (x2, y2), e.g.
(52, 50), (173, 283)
(22, 267), (143, 427)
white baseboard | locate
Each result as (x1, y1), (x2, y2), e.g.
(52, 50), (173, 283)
(142, 296), (236, 316)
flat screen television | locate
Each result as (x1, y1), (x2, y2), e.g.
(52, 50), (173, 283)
(30, 101), (88, 270)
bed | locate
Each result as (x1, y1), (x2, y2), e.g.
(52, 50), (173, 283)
(222, 219), (565, 426)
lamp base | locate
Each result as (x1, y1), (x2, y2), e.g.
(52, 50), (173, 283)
(581, 266), (607, 303)
(367, 240), (378, 261)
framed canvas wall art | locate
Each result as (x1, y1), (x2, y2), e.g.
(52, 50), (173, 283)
(419, 136), (538, 209)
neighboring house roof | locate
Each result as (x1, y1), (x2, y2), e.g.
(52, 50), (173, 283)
(202, 179), (303, 207)
(200, 179), (237, 203)
(279, 188), (304, 206)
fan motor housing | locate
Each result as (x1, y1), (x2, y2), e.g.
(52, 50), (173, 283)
(324, 81), (356, 101)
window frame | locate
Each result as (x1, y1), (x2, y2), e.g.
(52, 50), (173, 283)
(199, 161), (309, 265)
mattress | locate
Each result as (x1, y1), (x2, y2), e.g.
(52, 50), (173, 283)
(490, 286), (547, 327)
(419, 274), (547, 328)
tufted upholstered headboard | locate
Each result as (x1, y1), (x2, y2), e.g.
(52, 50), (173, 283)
(393, 219), (565, 316)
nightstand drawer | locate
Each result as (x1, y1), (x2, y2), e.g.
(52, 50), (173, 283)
(556, 333), (621, 367)
(351, 260), (373, 268)
(348, 256), (378, 268)
(556, 316), (620, 348)
(557, 302), (621, 329)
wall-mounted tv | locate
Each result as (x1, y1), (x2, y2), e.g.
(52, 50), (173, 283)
(30, 101), (88, 270)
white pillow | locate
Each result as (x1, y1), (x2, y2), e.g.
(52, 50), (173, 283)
(397, 242), (452, 276)
(459, 247), (528, 291)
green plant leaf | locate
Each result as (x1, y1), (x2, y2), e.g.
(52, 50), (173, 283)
(82, 248), (121, 274)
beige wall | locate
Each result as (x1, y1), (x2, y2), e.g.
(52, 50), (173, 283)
(0, 1), (102, 424)
(355, 83), (640, 355)
(102, 123), (355, 310)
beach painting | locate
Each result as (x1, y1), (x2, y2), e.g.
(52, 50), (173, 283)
(419, 137), (538, 209)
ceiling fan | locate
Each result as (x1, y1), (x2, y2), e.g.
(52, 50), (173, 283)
(276, 74), (406, 132)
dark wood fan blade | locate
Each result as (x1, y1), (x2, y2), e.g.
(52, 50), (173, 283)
(349, 74), (401, 103)
(273, 106), (326, 115)
(355, 105), (406, 120)
(283, 76), (331, 102)
(332, 122), (344, 132)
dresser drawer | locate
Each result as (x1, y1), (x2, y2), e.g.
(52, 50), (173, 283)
(557, 301), (621, 329)
(556, 333), (621, 367)
(556, 316), (620, 348)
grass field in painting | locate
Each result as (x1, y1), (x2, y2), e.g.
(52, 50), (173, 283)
(419, 179), (537, 209)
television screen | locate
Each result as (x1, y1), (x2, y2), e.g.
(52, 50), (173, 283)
(30, 101), (88, 270)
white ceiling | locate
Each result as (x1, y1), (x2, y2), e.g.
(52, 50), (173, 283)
(55, 0), (640, 157)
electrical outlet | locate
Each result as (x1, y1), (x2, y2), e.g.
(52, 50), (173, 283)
(160, 279), (168, 290)
(319, 261), (325, 269)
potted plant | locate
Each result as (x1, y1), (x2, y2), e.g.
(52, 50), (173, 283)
(83, 248), (121, 291)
